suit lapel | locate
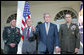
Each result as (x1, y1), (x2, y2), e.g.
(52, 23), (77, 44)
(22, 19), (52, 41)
(65, 23), (68, 29)
(43, 23), (47, 36)
(25, 28), (27, 37)
(29, 27), (32, 36)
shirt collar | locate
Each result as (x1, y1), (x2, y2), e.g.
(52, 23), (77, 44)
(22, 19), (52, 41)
(11, 26), (15, 28)
(45, 22), (50, 24)
(27, 26), (31, 30)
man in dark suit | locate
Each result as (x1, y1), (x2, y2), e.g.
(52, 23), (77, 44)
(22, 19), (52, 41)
(22, 19), (36, 54)
(3, 18), (21, 54)
(32, 13), (60, 54)
(59, 13), (80, 54)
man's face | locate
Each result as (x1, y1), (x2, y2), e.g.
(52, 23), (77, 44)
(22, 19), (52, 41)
(65, 14), (72, 23)
(44, 14), (50, 23)
(10, 19), (16, 27)
(27, 19), (32, 27)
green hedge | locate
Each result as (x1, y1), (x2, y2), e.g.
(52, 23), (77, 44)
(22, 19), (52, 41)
(1, 49), (4, 54)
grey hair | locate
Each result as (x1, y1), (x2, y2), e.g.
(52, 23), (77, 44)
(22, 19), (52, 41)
(43, 13), (50, 19)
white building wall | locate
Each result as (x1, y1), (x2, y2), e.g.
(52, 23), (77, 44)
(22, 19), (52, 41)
(1, 1), (81, 50)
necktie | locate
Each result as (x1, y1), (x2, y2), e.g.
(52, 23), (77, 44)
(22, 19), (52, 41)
(46, 23), (48, 34)
(27, 27), (30, 38)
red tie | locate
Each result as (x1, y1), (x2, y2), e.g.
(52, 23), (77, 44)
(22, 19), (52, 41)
(27, 27), (30, 38)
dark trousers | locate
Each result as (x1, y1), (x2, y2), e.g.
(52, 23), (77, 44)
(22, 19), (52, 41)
(4, 45), (17, 54)
(22, 51), (37, 54)
(61, 51), (77, 54)
(4, 48), (17, 54)
(45, 49), (49, 54)
(7, 50), (17, 54)
(38, 49), (53, 54)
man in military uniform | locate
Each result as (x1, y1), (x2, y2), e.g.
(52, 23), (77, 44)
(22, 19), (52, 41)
(59, 13), (80, 54)
(3, 17), (21, 54)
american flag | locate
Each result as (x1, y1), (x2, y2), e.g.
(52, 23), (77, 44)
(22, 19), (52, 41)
(77, 1), (83, 54)
(78, 1), (83, 48)
(21, 1), (31, 40)
(16, 1), (31, 54)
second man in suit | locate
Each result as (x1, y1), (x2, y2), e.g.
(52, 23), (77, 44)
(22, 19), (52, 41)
(22, 19), (36, 54)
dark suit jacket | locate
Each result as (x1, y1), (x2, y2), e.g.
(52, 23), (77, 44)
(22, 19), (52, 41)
(59, 23), (80, 52)
(35, 22), (59, 53)
(22, 27), (36, 53)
